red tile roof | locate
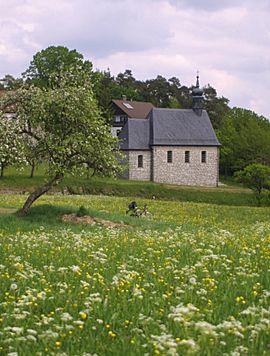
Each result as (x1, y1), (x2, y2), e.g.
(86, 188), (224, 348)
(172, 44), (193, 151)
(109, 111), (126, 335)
(112, 99), (154, 119)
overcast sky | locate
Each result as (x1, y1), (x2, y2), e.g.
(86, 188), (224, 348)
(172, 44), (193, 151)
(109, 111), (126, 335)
(1, 0), (269, 119)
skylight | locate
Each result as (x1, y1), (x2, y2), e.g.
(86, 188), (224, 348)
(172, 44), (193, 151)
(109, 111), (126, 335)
(123, 102), (134, 109)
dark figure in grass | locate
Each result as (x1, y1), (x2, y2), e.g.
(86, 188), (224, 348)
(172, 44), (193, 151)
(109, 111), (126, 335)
(126, 201), (152, 218)
(126, 201), (138, 215)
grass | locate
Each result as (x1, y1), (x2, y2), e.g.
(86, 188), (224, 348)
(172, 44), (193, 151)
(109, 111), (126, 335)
(0, 165), (266, 207)
(0, 194), (269, 355)
(1, 194), (269, 233)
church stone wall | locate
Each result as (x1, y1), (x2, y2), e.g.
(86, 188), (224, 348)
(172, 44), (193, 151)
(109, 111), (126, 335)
(128, 150), (152, 181)
(152, 146), (219, 187)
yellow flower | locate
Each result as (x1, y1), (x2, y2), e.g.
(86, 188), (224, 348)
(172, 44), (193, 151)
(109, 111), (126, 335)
(79, 312), (88, 320)
(55, 341), (61, 347)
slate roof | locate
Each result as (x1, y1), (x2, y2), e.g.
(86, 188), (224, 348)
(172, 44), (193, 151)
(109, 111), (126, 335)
(119, 118), (149, 150)
(112, 99), (154, 119)
(119, 108), (221, 149)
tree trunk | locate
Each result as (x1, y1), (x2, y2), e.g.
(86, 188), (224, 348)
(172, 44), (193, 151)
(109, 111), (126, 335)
(17, 173), (64, 216)
(87, 163), (90, 180)
(30, 161), (36, 178)
(0, 163), (4, 178)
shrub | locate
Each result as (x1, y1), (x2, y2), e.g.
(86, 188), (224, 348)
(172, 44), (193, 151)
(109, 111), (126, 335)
(76, 205), (88, 217)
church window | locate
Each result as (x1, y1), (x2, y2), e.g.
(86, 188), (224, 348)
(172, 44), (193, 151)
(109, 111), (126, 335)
(201, 151), (207, 163)
(185, 151), (190, 163)
(138, 155), (143, 168)
(167, 150), (173, 163)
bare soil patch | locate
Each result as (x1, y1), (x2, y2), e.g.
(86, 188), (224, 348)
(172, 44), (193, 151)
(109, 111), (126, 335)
(0, 208), (17, 214)
(62, 214), (130, 228)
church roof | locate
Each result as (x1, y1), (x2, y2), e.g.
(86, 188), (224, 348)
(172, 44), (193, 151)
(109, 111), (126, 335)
(119, 108), (221, 149)
(119, 118), (149, 150)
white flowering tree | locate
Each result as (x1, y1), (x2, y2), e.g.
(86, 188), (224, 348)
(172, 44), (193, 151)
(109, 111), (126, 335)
(1, 66), (121, 216)
(0, 114), (26, 177)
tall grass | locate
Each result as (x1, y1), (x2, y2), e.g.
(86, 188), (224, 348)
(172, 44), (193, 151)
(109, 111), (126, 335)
(0, 194), (269, 355)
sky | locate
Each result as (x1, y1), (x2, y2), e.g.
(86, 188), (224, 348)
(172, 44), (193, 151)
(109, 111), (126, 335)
(1, 0), (270, 119)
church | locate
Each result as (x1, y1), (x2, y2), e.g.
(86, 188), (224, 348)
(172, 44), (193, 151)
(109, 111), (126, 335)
(114, 77), (221, 187)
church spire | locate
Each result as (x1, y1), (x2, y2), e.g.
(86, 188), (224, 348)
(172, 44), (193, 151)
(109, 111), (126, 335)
(192, 73), (204, 116)
(196, 71), (200, 87)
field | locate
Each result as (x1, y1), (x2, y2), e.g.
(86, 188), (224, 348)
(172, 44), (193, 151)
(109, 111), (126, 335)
(0, 165), (261, 208)
(0, 194), (270, 355)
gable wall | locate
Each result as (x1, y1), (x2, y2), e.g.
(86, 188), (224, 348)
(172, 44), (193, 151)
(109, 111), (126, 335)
(152, 146), (219, 187)
(128, 150), (152, 181)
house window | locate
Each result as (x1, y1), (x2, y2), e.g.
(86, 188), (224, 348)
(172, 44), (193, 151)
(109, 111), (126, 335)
(138, 155), (143, 168)
(167, 150), (173, 163)
(201, 151), (207, 163)
(185, 151), (190, 163)
(116, 129), (121, 136)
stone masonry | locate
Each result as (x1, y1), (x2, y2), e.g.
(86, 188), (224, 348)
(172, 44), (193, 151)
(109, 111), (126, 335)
(127, 147), (219, 187)
(127, 150), (152, 181)
(152, 146), (219, 187)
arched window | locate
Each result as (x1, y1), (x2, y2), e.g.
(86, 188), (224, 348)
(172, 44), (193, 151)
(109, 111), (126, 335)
(167, 150), (173, 163)
(138, 155), (143, 168)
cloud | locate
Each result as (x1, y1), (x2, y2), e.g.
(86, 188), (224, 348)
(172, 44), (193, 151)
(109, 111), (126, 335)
(168, 0), (244, 11)
(0, 0), (172, 67)
(0, 0), (269, 119)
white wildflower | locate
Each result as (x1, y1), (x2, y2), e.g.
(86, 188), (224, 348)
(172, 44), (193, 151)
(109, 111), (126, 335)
(179, 339), (198, 351)
(195, 321), (218, 336)
(189, 277), (197, 285)
(61, 312), (73, 322)
(70, 265), (80, 273)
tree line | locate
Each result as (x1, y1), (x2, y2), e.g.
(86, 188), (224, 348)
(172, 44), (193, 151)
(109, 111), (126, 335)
(1, 45), (270, 180)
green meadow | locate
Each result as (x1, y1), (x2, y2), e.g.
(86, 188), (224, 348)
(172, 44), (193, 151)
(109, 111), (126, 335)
(0, 192), (269, 355)
(0, 165), (263, 208)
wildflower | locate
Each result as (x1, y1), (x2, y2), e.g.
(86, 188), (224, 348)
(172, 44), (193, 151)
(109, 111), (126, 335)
(108, 330), (116, 337)
(195, 321), (218, 336)
(70, 265), (80, 273)
(10, 283), (18, 290)
(189, 277), (197, 285)
(236, 296), (246, 304)
(61, 312), (73, 322)
(55, 341), (61, 347)
(79, 311), (88, 320)
(179, 339), (198, 350)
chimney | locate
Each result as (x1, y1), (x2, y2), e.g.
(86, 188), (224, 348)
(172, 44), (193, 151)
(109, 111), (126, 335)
(122, 95), (127, 101)
(192, 74), (204, 116)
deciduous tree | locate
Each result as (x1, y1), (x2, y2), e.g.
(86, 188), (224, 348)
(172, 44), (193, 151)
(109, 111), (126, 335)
(1, 49), (122, 216)
(0, 114), (26, 177)
(235, 163), (270, 205)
